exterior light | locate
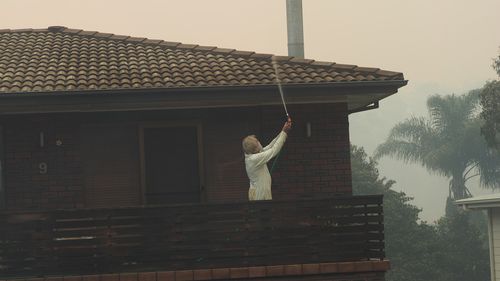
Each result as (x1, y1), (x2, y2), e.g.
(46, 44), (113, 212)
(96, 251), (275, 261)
(39, 132), (45, 148)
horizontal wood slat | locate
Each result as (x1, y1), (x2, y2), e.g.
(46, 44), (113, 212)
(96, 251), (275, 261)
(0, 195), (384, 278)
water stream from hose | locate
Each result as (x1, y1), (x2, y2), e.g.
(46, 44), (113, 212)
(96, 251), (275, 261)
(271, 58), (289, 118)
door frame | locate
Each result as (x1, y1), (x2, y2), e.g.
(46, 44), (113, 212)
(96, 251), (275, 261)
(138, 121), (205, 205)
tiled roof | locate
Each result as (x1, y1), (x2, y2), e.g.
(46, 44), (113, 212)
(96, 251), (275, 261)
(0, 26), (405, 94)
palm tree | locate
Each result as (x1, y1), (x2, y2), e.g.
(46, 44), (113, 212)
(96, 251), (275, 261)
(375, 91), (500, 211)
(480, 51), (500, 149)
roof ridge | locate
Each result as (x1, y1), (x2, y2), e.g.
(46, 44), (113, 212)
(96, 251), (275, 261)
(0, 26), (404, 78)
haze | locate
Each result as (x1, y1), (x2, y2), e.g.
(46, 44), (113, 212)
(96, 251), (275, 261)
(2, 0), (499, 221)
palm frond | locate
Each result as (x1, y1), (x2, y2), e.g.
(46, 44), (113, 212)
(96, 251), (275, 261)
(421, 144), (460, 176)
(376, 116), (437, 159)
(427, 92), (479, 134)
(375, 140), (423, 163)
(472, 140), (500, 189)
(377, 91), (499, 196)
(386, 117), (434, 143)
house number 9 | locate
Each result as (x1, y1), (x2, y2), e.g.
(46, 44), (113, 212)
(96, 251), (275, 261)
(39, 162), (48, 174)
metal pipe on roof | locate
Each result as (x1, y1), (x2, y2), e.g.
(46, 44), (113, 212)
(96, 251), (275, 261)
(286, 0), (304, 58)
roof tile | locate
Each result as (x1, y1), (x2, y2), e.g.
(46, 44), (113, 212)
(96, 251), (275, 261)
(94, 32), (113, 38)
(311, 61), (335, 67)
(143, 39), (163, 45)
(332, 63), (357, 70)
(376, 69), (403, 77)
(272, 55), (293, 61)
(250, 53), (273, 59)
(354, 66), (379, 73)
(14, 28), (33, 33)
(159, 41), (181, 48)
(78, 30), (97, 36)
(193, 45), (217, 52)
(212, 48), (235, 54)
(0, 27), (405, 94)
(177, 44), (198, 50)
(290, 57), (314, 64)
(125, 36), (147, 43)
(109, 34), (129, 40)
(62, 28), (82, 34)
(231, 50), (254, 56)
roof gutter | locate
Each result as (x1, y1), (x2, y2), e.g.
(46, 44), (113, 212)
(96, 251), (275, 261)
(348, 101), (379, 114)
(0, 80), (407, 115)
(0, 80), (408, 98)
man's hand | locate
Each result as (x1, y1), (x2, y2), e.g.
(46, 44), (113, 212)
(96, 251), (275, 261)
(282, 117), (292, 133)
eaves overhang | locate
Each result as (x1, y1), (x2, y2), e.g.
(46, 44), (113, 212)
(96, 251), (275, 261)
(0, 80), (407, 115)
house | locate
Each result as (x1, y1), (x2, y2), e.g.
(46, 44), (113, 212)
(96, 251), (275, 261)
(456, 194), (500, 281)
(0, 26), (407, 281)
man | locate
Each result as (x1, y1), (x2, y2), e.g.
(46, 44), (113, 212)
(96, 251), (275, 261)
(242, 118), (292, 200)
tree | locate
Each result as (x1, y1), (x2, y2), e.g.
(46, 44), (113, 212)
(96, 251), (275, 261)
(493, 49), (500, 76)
(351, 145), (490, 281)
(480, 49), (500, 148)
(433, 212), (490, 281)
(352, 145), (442, 280)
(374, 92), (500, 210)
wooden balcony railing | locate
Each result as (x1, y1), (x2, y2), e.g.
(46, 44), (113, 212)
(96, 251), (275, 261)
(0, 195), (384, 278)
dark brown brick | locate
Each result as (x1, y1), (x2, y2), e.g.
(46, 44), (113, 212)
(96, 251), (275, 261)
(175, 270), (194, 281)
(212, 268), (229, 279)
(266, 265), (284, 276)
(138, 272), (156, 281)
(25, 278), (45, 281)
(372, 260), (391, 271)
(230, 267), (249, 278)
(26, 278), (45, 281)
(120, 273), (138, 281)
(355, 261), (374, 272)
(100, 274), (118, 281)
(157, 272), (175, 281)
(248, 266), (266, 278)
(284, 264), (302, 275)
(337, 262), (356, 273)
(320, 262), (339, 273)
(193, 269), (212, 280)
(81, 276), (99, 281)
(302, 263), (320, 275)
(64, 276), (83, 281)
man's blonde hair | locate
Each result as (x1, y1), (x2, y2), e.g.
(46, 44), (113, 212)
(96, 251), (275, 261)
(242, 135), (260, 154)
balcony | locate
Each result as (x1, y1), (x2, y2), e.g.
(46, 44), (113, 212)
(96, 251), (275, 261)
(0, 195), (384, 278)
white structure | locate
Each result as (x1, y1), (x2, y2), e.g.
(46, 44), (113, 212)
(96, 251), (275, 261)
(456, 194), (500, 281)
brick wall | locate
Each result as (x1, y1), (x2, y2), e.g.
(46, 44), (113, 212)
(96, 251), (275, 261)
(3, 116), (83, 210)
(261, 103), (352, 200)
(1, 260), (388, 281)
(203, 103), (352, 202)
(1, 103), (352, 210)
(203, 107), (260, 202)
(1, 271), (385, 281)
